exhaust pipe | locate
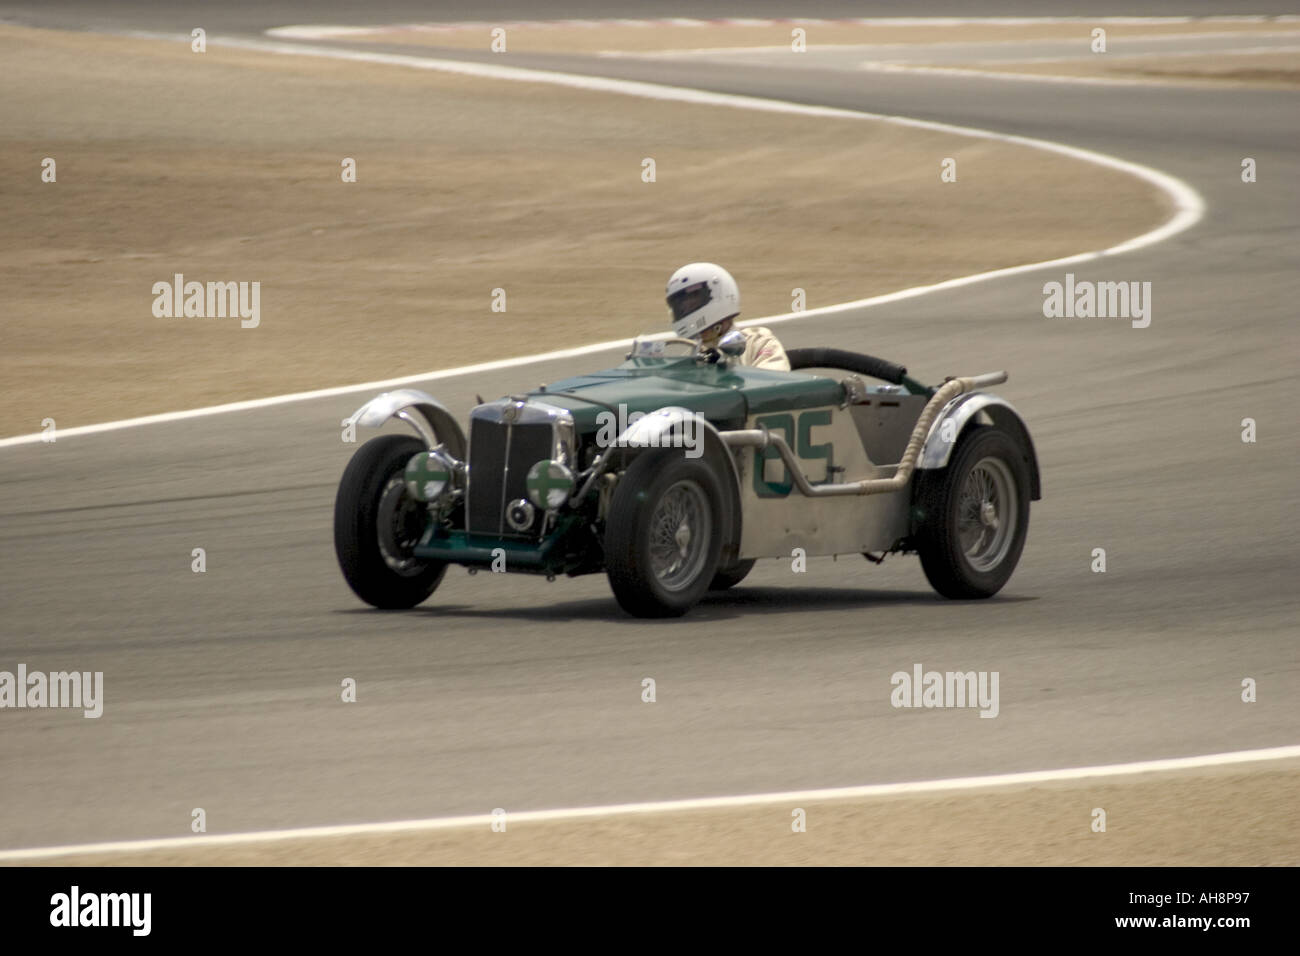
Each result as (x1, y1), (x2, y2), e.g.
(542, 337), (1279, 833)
(722, 372), (1008, 497)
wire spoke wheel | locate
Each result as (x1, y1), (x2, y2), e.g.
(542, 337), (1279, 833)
(956, 457), (1017, 572)
(604, 451), (725, 617)
(913, 427), (1032, 600)
(647, 480), (712, 592)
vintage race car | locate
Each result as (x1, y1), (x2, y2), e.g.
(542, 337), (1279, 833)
(334, 333), (1040, 617)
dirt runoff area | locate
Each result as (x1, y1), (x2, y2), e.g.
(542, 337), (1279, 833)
(20, 761), (1300, 866)
(0, 24), (1167, 438)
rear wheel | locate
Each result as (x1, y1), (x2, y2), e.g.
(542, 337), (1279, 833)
(605, 451), (724, 618)
(913, 426), (1030, 599)
(334, 434), (446, 609)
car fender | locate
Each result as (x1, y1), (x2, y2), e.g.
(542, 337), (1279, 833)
(350, 388), (467, 459)
(615, 406), (745, 565)
(917, 393), (1041, 500)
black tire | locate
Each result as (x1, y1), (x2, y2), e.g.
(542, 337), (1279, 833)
(605, 450), (725, 618)
(334, 434), (447, 609)
(709, 559), (756, 591)
(913, 426), (1031, 599)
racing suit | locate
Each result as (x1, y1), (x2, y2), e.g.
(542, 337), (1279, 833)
(736, 326), (791, 370)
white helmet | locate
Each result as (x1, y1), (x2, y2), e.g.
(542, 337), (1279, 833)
(665, 262), (740, 339)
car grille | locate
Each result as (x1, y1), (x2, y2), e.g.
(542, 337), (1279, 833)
(467, 417), (555, 536)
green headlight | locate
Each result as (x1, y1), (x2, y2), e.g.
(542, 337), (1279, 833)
(404, 450), (453, 503)
(525, 459), (575, 511)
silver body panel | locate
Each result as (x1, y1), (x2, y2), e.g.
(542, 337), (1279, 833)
(733, 403), (912, 559)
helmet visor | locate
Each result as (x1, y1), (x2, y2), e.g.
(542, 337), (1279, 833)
(667, 282), (712, 321)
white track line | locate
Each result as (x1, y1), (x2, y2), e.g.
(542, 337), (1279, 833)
(856, 56), (1300, 88)
(955, 42), (1300, 64)
(2, 745), (1296, 862)
(265, 16), (1300, 40)
(600, 29), (1300, 59)
(0, 31), (1203, 450)
(857, 63), (1180, 88)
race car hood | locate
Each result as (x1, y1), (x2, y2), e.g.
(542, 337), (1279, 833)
(531, 355), (843, 432)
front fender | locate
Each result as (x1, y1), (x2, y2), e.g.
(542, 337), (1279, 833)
(615, 406), (745, 566)
(350, 388), (467, 459)
(917, 393), (1041, 500)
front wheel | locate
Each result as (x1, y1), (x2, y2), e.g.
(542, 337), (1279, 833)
(913, 426), (1030, 599)
(604, 451), (725, 618)
(334, 434), (447, 609)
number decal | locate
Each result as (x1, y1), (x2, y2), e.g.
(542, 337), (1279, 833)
(753, 413), (794, 498)
(797, 409), (832, 479)
(752, 410), (834, 499)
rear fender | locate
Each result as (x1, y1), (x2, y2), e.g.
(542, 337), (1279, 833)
(917, 393), (1041, 500)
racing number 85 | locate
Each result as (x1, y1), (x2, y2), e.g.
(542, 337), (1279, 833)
(752, 410), (833, 498)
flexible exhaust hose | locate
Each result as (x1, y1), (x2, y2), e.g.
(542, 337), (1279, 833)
(785, 347), (908, 385)
(723, 371), (1007, 497)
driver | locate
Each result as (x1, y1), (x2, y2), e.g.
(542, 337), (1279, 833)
(665, 262), (790, 370)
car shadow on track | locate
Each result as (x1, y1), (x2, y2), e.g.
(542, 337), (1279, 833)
(698, 586), (1035, 616)
(331, 586), (1033, 624)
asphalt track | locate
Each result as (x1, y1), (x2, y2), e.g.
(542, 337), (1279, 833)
(0, 3), (1297, 852)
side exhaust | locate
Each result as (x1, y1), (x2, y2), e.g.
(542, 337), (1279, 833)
(722, 372), (1008, 497)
